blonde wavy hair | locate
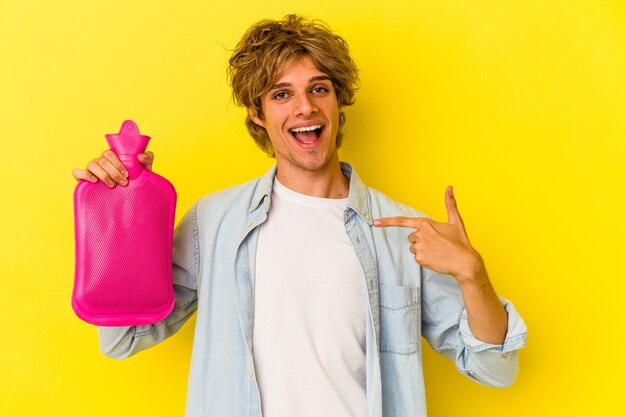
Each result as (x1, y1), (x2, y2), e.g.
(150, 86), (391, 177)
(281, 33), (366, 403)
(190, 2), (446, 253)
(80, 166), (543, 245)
(227, 14), (360, 156)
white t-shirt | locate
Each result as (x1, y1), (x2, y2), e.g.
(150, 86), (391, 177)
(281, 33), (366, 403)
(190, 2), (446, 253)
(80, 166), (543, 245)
(252, 178), (367, 417)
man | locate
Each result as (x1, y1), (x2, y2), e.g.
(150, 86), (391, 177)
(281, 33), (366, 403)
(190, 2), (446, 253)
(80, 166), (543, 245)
(73, 14), (526, 417)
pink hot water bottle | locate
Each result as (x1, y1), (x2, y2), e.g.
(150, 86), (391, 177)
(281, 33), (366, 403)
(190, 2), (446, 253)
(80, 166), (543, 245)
(72, 120), (177, 326)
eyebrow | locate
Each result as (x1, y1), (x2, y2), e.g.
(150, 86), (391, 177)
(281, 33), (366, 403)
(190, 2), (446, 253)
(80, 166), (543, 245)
(268, 75), (333, 91)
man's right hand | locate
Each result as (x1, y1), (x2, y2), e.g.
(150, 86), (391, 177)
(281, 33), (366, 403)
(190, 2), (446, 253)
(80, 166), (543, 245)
(71, 150), (154, 188)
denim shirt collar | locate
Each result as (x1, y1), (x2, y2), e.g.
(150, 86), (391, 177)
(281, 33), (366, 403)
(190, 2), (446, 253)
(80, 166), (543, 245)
(248, 164), (276, 213)
(248, 162), (373, 225)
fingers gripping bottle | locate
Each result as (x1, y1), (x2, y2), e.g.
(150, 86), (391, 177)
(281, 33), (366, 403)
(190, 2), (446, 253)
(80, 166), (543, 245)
(72, 120), (176, 326)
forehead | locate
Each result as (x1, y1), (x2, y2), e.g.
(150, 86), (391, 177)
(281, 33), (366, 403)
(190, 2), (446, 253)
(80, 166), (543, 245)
(272, 55), (329, 84)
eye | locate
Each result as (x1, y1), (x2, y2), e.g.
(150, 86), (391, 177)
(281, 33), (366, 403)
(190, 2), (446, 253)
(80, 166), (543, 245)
(272, 91), (290, 100)
(311, 86), (329, 95)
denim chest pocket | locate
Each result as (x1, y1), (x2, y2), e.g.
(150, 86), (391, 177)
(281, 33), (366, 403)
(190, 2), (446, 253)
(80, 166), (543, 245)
(379, 285), (420, 355)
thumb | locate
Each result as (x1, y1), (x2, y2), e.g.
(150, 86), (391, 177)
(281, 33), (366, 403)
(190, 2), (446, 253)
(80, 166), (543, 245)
(445, 186), (463, 225)
(138, 151), (154, 171)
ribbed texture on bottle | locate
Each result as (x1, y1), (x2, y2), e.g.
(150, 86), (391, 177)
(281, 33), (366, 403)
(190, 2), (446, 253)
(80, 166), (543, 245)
(76, 180), (171, 312)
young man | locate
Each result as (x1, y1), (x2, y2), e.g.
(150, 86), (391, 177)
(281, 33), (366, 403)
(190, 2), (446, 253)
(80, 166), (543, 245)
(73, 15), (527, 417)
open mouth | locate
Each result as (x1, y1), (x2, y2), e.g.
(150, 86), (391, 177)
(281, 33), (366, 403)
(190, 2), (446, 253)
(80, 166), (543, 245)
(289, 124), (323, 145)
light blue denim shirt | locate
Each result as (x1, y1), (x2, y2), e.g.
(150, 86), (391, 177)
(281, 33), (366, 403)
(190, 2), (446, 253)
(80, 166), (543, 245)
(99, 162), (527, 417)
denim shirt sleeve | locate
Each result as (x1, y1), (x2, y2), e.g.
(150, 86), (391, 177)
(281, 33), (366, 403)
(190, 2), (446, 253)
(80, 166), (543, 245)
(97, 203), (200, 359)
(459, 297), (527, 353)
(420, 267), (527, 388)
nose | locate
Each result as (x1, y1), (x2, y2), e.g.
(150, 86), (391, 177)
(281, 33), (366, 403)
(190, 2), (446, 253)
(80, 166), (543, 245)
(293, 93), (317, 117)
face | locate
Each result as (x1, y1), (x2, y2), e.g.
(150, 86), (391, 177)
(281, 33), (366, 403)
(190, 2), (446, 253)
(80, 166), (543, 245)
(250, 56), (341, 177)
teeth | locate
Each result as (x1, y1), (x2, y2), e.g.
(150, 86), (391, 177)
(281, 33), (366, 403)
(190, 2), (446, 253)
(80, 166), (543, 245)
(290, 124), (322, 133)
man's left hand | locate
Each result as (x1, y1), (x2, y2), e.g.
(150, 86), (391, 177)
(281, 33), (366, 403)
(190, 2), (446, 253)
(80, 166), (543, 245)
(374, 186), (486, 284)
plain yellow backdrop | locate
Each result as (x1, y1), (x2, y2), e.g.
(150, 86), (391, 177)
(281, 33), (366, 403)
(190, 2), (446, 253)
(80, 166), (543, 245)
(1, 0), (624, 415)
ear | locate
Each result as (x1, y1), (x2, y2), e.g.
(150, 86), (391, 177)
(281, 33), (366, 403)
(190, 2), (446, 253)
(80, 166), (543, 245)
(248, 107), (265, 128)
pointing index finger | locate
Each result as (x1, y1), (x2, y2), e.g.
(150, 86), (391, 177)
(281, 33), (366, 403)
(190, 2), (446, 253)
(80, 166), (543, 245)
(373, 216), (420, 229)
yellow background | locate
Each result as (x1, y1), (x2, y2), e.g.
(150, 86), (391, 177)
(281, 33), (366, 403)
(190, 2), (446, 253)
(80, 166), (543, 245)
(1, 0), (624, 415)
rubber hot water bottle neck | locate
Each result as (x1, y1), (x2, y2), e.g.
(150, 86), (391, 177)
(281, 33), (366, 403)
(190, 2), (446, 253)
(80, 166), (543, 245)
(105, 120), (150, 179)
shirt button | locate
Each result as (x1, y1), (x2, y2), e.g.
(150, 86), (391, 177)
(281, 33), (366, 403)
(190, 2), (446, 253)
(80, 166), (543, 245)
(248, 368), (254, 377)
(246, 220), (252, 227)
(364, 213), (371, 222)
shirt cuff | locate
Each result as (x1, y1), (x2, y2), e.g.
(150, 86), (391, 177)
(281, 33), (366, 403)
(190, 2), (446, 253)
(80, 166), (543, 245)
(459, 297), (528, 353)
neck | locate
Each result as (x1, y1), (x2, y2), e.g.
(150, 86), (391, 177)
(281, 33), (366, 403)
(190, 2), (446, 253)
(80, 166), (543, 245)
(275, 158), (349, 199)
